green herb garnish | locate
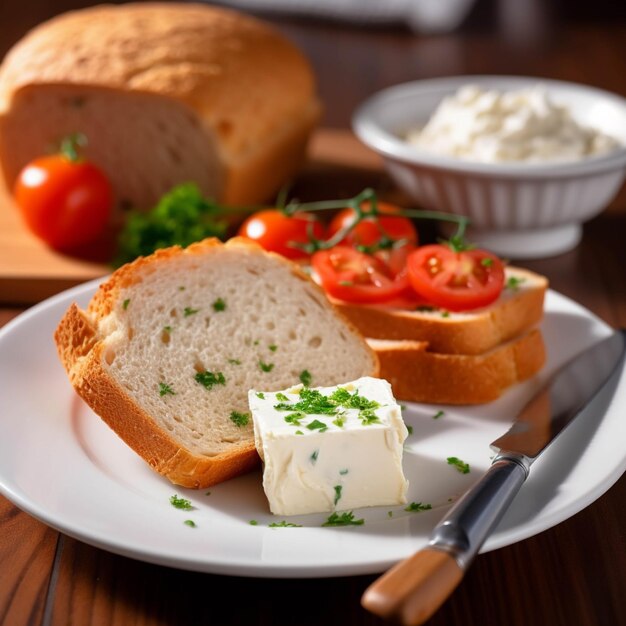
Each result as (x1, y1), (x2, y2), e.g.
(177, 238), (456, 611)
(405, 502), (432, 513)
(328, 387), (351, 404)
(388, 511), (393, 518)
(184, 306), (199, 317)
(170, 495), (193, 510)
(338, 280), (354, 286)
(194, 370), (226, 390)
(284, 412), (304, 426)
(310, 450), (319, 464)
(406, 425), (414, 435)
(228, 358), (241, 365)
(276, 392), (289, 402)
(481, 258), (494, 267)
(447, 457), (470, 474)
(433, 410), (445, 420)
(359, 407), (381, 425)
(163, 325), (172, 333)
(295, 430), (304, 435)
(332, 415), (346, 428)
(307, 419), (327, 431)
(114, 183), (228, 266)
(159, 382), (175, 397)
(322, 511), (364, 527)
(269, 344), (278, 352)
(441, 311), (450, 318)
(339, 469), (349, 475)
(229, 411), (250, 427)
(269, 521), (302, 528)
(299, 370), (312, 387)
(506, 276), (526, 291)
(259, 361), (274, 373)
(184, 520), (197, 528)
(334, 485), (342, 505)
(122, 298), (130, 310)
(274, 386), (381, 427)
(249, 520), (258, 526)
(212, 298), (226, 312)
(256, 392), (265, 399)
(274, 388), (337, 415)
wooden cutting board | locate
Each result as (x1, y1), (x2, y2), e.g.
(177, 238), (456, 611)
(0, 129), (395, 304)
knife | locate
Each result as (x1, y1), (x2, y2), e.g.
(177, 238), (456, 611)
(362, 329), (625, 625)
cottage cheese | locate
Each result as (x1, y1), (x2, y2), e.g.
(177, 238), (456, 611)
(407, 85), (619, 163)
(249, 377), (408, 516)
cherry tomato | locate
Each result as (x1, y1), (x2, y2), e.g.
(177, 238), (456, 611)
(14, 155), (112, 250)
(238, 209), (324, 260)
(406, 244), (505, 311)
(311, 245), (411, 303)
(328, 201), (418, 248)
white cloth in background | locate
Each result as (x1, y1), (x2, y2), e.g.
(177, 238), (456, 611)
(209, 0), (477, 33)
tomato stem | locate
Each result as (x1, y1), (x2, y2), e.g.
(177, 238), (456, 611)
(282, 188), (470, 254)
(59, 133), (88, 163)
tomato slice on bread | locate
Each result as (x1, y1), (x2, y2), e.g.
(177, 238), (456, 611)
(406, 244), (505, 311)
(311, 245), (412, 304)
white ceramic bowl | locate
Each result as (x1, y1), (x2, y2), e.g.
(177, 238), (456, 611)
(353, 76), (626, 258)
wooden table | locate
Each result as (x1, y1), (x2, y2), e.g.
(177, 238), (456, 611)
(1, 3), (625, 625)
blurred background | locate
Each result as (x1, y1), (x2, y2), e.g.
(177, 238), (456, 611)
(1, 0), (625, 130)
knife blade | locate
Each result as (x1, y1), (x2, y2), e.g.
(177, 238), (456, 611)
(362, 329), (626, 626)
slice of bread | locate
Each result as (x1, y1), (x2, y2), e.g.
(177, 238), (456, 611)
(332, 267), (547, 355)
(55, 238), (378, 488)
(369, 327), (546, 404)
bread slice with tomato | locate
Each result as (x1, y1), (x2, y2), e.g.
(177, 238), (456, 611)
(309, 241), (547, 404)
(327, 267), (547, 404)
(331, 267), (547, 355)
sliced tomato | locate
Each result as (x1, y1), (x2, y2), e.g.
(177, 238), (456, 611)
(311, 246), (411, 304)
(406, 245), (505, 311)
(237, 209), (324, 260)
(328, 201), (418, 248)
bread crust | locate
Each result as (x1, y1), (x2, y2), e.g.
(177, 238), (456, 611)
(371, 328), (546, 404)
(55, 237), (378, 488)
(333, 268), (547, 355)
(0, 3), (318, 157)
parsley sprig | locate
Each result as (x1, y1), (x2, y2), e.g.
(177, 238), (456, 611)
(170, 495), (193, 510)
(405, 502), (432, 513)
(322, 511), (364, 527)
(447, 457), (471, 474)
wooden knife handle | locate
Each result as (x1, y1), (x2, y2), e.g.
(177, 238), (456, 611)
(361, 548), (463, 625)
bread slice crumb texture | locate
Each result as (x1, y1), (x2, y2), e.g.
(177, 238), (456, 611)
(96, 242), (376, 458)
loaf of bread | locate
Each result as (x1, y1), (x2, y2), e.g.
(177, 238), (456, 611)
(369, 328), (546, 404)
(54, 238), (377, 488)
(332, 267), (547, 355)
(0, 3), (320, 216)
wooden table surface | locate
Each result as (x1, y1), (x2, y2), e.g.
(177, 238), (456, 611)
(1, 2), (625, 625)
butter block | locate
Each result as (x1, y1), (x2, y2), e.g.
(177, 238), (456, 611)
(249, 377), (409, 516)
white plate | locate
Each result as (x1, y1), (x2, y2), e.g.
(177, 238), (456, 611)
(0, 280), (625, 578)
